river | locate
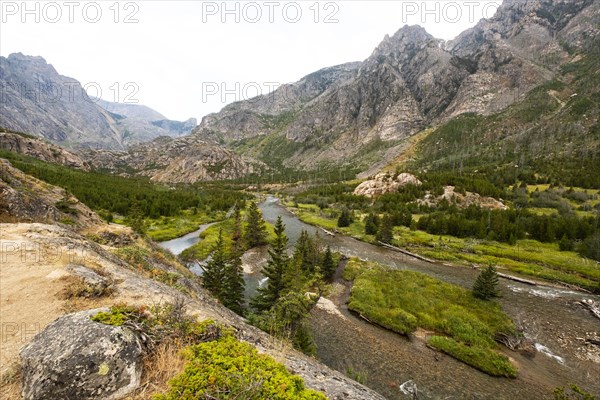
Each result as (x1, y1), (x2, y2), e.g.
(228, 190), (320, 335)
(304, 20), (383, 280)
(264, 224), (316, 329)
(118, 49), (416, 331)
(161, 197), (600, 399)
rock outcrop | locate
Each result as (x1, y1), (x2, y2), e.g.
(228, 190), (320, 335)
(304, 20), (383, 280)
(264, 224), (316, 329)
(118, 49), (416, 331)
(0, 131), (88, 170)
(20, 309), (143, 400)
(354, 172), (422, 198)
(0, 158), (102, 226)
(419, 186), (508, 210)
(84, 135), (267, 183)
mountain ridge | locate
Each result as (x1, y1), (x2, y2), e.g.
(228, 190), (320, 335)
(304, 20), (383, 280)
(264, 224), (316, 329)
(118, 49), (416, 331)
(0, 53), (197, 150)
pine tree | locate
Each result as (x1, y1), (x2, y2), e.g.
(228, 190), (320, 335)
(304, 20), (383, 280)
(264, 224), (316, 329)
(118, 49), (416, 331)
(251, 216), (289, 312)
(221, 250), (246, 315)
(376, 214), (394, 244)
(473, 264), (501, 300)
(221, 210), (246, 315)
(321, 245), (336, 279)
(364, 213), (379, 235)
(128, 200), (145, 234)
(293, 230), (315, 274)
(202, 229), (227, 295)
(337, 208), (353, 228)
(244, 201), (267, 248)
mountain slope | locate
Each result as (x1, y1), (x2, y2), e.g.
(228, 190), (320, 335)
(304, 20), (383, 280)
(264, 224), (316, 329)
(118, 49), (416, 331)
(186, 0), (600, 174)
(84, 135), (267, 183)
(97, 99), (197, 142)
(78, 0), (600, 184)
(0, 53), (196, 150)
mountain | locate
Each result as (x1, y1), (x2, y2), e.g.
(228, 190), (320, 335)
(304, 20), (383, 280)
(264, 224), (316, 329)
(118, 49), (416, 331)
(0, 129), (88, 170)
(183, 0), (599, 174)
(97, 99), (197, 142)
(0, 53), (196, 150)
(79, 0), (600, 184)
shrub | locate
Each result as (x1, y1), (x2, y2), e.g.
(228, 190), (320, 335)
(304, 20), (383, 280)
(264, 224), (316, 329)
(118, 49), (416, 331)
(155, 335), (327, 400)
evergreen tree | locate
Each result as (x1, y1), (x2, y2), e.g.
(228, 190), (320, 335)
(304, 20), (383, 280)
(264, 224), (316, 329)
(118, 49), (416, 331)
(244, 201), (267, 248)
(558, 234), (573, 251)
(321, 245), (336, 279)
(128, 200), (145, 234)
(364, 213), (379, 235)
(222, 210), (246, 315)
(221, 251), (246, 315)
(337, 208), (353, 228)
(472, 265), (501, 300)
(202, 229), (227, 295)
(376, 214), (394, 244)
(293, 230), (315, 274)
(251, 216), (289, 312)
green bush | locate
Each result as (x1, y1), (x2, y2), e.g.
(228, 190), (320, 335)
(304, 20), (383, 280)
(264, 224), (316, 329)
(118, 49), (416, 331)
(155, 335), (327, 400)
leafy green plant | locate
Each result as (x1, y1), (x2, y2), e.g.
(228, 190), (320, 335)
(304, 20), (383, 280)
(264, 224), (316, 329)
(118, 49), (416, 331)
(154, 335), (327, 400)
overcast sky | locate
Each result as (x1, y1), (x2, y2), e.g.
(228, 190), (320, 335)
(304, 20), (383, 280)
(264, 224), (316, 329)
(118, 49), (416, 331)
(1, 1), (503, 122)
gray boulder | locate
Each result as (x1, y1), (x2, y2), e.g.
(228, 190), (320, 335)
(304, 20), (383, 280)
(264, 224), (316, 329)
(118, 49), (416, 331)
(20, 309), (143, 400)
(66, 264), (112, 297)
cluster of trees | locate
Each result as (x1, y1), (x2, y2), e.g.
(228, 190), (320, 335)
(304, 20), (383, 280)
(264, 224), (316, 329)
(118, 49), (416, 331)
(201, 209), (247, 315)
(1, 149), (247, 220)
(249, 217), (336, 354)
(415, 205), (600, 260)
(201, 203), (337, 355)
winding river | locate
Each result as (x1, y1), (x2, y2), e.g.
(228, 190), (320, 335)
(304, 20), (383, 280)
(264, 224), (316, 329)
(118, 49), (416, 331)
(162, 197), (600, 399)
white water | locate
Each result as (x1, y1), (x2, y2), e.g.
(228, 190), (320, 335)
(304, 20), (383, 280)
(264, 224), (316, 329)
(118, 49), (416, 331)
(534, 343), (566, 365)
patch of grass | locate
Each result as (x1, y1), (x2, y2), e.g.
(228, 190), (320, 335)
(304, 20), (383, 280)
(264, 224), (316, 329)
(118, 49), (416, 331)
(293, 200), (599, 290)
(394, 228), (600, 290)
(344, 259), (517, 377)
(428, 336), (517, 378)
(146, 210), (225, 242)
(180, 216), (276, 263)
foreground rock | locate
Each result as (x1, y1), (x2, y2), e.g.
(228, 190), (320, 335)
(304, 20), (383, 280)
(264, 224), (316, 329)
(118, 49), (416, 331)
(20, 309), (143, 400)
(353, 172), (422, 198)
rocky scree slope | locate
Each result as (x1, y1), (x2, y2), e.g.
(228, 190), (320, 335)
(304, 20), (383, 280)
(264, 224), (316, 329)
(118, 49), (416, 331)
(83, 135), (267, 183)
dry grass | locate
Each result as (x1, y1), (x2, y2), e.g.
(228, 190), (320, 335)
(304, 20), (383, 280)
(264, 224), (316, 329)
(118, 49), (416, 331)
(125, 342), (186, 399)
(0, 363), (22, 400)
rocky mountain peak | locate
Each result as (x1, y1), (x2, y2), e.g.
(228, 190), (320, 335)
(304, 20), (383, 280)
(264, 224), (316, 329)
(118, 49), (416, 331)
(371, 25), (436, 60)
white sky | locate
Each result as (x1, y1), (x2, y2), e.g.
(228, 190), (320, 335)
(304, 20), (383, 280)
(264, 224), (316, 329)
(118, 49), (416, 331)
(1, 1), (503, 121)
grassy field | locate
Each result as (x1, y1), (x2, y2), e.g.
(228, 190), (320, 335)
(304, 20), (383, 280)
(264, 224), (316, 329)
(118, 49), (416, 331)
(146, 210), (227, 242)
(343, 259), (517, 378)
(286, 203), (600, 291)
